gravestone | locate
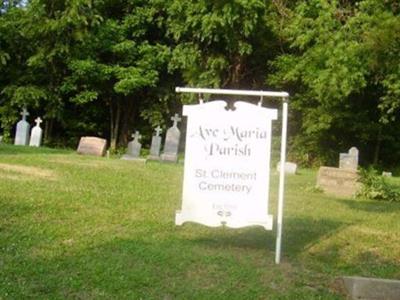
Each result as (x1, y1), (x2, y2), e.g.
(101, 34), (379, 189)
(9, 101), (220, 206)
(277, 161), (297, 174)
(382, 171), (392, 177)
(77, 136), (107, 156)
(317, 166), (360, 198)
(176, 101), (277, 230)
(29, 117), (43, 147)
(14, 108), (30, 146)
(317, 147), (361, 198)
(339, 147), (359, 170)
(338, 276), (400, 300)
(122, 131), (145, 161)
(161, 114), (181, 163)
(148, 126), (162, 160)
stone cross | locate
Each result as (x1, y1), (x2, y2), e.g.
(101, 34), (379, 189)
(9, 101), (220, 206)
(29, 116), (43, 147)
(35, 117), (43, 127)
(21, 108), (29, 120)
(171, 114), (182, 128)
(132, 131), (142, 142)
(15, 108), (30, 146)
(148, 126), (163, 160)
(155, 125), (162, 137)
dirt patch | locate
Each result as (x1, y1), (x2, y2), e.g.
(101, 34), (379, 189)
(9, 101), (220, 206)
(0, 163), (58, 180)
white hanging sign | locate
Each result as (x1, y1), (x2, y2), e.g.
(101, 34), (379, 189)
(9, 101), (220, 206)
(176, 101), (277, 230)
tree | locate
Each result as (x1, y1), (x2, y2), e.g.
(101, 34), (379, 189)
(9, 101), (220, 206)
(268, 0), (400, 166)
(167, 0), (278, 91)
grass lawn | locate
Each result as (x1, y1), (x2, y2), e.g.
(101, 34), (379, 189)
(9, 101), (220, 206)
(0, 145), (399, 299)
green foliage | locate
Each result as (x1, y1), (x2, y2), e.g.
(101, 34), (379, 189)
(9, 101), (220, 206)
(0, 0), (400, 168)
(357, 168), (400, 202)
(1, 148), (400, 298)
(269, 0), (400, 166)
(167, 0), (276, 88)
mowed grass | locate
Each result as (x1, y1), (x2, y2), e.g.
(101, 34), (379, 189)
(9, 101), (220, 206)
(0, 145), (399, 299)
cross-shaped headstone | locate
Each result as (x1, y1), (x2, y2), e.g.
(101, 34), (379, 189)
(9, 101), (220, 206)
(21, 108), (29, 120)
(155, 125), (162, 137)
(132, 131), (141, 142)
(171, 113), (181, 127)
(35, 117), (43, 127)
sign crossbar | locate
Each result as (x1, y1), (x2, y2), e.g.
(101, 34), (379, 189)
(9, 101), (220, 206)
(176, 86), (288, 264)
(176, 87), (289, 98)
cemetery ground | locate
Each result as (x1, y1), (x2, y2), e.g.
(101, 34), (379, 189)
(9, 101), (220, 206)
(0, 145), (399, 300)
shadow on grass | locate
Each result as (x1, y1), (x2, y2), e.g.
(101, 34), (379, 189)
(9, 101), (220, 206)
(283, 217), (348, 258)
(0, 238), (294, 299)
(179, 216), (347, 260)
(335, 198), (400, 213)
(185, 225), (277, 252)
(0, 144), (72, 155)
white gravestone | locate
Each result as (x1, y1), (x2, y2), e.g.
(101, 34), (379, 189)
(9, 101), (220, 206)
(339, 147), (359, 170)
(176, 101), (277, 230)
(29, 117), (43, 147)
(148, 126), (163, 160)
(161, 114), (181, 162)
(122, 131), (145, 161)
(14, 108), (30, 146)
(277, 161), (297, 174)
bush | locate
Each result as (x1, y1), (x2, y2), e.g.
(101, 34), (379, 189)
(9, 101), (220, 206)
(357, 168), (400, 202)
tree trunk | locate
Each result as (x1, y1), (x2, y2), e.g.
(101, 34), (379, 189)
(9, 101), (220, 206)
(109, 100), (121, 151)
(119, 97), (137, 146)
(44, 119), (53, 144)
(373, 126), (382, 165)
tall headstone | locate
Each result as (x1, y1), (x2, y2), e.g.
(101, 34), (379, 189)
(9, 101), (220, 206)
(161, 114), (181, 163)
(29, 117), (43, 147)
(339, 147), (359, 170)
(122, 131), (145, 161)
(14, 108), (30, 146)
(148, 126), (163, 160)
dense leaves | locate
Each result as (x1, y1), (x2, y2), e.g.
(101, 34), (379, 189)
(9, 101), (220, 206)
(0, 0), (399, 167)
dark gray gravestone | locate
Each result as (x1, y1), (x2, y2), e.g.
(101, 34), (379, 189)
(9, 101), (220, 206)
(77, 136), (107, 156)
(122, 131), (145, 162)
(14, 108), (30, 146)
(161, 114), (181, 163)
(29, 117), (43, 147)
(148, 126), (162, 160)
